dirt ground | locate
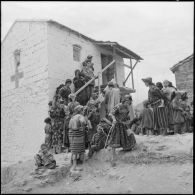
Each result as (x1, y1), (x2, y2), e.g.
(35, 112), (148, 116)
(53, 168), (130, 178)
(1, 133), (193, 194)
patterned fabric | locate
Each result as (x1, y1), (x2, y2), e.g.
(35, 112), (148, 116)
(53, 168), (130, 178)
(52, 118), (64, 146)
(68, 114), (86, 155)
(153, 106), (169, 130)
(167, 103), (174, 126)
(91, 131), (107, 149)
(108, 103), (136, 150)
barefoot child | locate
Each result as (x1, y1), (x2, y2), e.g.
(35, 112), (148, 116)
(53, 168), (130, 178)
(34, 144), (56, 170)
(88, 124), (107, 158)
(140, 100), (154, 136)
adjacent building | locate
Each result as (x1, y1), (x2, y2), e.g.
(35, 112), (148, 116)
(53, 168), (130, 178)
(170, 54), (193, 103)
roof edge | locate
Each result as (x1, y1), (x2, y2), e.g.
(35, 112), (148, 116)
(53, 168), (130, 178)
(170, 54), (194, 72)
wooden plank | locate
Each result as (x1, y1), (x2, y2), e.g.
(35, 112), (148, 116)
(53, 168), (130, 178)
(113, 47), (118, 83)
(74, 60), (115, 96)
(130, 58), (134, 89)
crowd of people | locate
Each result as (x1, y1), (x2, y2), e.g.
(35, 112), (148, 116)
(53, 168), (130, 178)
(34, 56), (193, 172)
(132, 77), (193, 136)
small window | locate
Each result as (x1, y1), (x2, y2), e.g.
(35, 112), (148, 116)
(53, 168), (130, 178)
(73, 45), (81, 62)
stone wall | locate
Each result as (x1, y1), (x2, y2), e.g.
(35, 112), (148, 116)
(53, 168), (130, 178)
(174, 57), (193, 103)
(47, 22), (125, 100)
(1, 21), (49, 166)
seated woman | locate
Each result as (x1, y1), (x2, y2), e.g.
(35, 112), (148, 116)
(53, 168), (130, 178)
(108, 95), (136, 166)
(88, 124), (107, 158)
(34, 144), (56, 170)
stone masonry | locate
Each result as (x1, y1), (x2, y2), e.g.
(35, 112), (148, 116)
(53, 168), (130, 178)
(170, 54), (193, 104)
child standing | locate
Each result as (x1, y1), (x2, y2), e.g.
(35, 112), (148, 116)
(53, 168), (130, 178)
(140, 100), (154, 136)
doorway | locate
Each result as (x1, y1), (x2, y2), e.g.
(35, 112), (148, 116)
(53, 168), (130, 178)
(101, 54), (114, 85)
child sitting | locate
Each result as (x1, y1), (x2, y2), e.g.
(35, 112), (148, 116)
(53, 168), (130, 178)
(44, 117), (52, 149)
(34, 144), (56, 170)
(88, 124), (107, 158)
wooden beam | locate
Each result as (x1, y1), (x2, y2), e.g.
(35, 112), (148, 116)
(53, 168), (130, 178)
(74, 60), (115, 96)
(130, 58), (134, 89)
(98, 72), (101, 95)
(123, 60), (139, 86)
(113, 46), (118, 83)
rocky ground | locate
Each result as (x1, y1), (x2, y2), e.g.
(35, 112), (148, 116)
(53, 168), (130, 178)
(1, 133), (193, 194)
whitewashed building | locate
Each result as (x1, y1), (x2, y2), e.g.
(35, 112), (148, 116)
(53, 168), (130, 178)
(1, 20), (142, 164)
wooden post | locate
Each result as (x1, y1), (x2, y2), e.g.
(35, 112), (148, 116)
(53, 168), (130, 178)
(130, 58), (134, 89)
(113, 46), (118, 83)
(98, 72), (101, 95)
(123, 60), (139, 86)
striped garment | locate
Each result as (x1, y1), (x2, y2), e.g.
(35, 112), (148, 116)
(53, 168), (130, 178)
(153, 106), (169, 131)
(68, 114), (86, 155)
(167, 103), (174, 126)
(68, 129), (85, 155)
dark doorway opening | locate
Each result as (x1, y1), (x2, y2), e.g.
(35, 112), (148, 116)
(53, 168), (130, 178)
(101, 54), (114, 85)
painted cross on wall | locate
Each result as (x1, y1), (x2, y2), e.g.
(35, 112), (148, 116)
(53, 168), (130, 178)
(11, 49), (24, 88)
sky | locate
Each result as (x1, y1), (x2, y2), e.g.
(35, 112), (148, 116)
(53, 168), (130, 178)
(1, 1), (194, 105)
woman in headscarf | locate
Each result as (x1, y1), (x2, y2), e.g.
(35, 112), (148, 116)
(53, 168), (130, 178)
(108, 95), (136, 166)
(142, 77), (168, 135)
(68, 105), (86, 171)
(162, 80), (177, 133)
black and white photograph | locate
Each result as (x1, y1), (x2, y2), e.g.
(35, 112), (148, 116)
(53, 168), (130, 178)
(1, 1), (193, 194)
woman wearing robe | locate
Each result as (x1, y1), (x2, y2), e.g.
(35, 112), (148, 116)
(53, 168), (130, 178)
(142, 77), (168, 135)
(162, 80), (177, 133)
(108, 95), (136, 166)
(69, 105), (86, 171)
(63, 94), (80, 149)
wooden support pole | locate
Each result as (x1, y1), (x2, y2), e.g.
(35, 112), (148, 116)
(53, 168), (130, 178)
(130, 58), (134, 89)
(113, 46), (118, 83)
(74, 60), (115, 96)
(123, 60), (139, 86)
(98, 72), (101, 95)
